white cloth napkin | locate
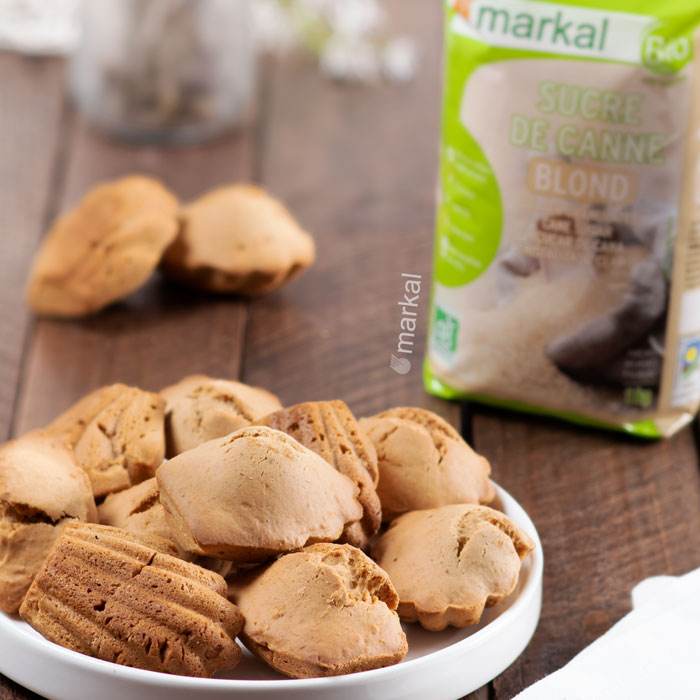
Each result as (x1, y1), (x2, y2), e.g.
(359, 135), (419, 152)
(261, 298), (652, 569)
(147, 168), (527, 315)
(514, 566), (700, 700)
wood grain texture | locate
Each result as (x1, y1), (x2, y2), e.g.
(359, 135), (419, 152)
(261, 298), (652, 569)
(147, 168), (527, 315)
(471, 407), (700, 697)
(0, 54), (65, 440)
(14, 116), (255, 433)
(242, 0), (457, 425)
(0, 678), (41, 700)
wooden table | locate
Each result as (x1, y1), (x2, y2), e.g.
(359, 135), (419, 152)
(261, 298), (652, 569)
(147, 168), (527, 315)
(2, 3), (700, 699)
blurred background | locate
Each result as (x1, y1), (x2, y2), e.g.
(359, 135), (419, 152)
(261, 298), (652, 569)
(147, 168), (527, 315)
(0, 0), (440, 433)
(0, 0), (419, 143)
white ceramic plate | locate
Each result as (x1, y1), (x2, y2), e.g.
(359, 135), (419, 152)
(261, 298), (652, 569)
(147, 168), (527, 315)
(0, 483), (543, 700)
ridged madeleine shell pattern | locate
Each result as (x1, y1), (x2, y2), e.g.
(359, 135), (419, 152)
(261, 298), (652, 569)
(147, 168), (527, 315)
(46, 384), (166, 499)
(19, 523), (243, 677)
(258, 400), (381, 550)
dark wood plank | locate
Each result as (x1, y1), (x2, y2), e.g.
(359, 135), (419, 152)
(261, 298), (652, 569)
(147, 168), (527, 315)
(470, 408), (700, 698)
(0, 51), (67, 700)
(242, 0), (457, 424)
(0, 679), (41, 700)
(14, 116), (255, 433)
(467, 688), (490, 700)
(0, 53), (65, 440)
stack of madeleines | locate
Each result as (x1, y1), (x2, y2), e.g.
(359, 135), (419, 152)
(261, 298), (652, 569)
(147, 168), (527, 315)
(0, 375), (535, 679)
(25, 176), (316, 317)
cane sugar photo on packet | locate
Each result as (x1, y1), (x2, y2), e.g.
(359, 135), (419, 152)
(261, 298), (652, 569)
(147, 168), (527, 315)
(425, 0), (700, 437)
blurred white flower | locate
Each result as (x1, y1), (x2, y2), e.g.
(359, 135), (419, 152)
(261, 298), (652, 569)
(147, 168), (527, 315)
(322, 0), (385, 38)
(320, 35), (379, 82)
(382, 36), (419, 83)
(295, 0), (329, 14)
(252, 0), (298, 53)
(0, 0), (79, 54)
(250, 0), (418, 84)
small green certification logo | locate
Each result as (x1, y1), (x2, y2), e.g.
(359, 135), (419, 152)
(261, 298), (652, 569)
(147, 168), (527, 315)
(642, 21), (692, 75)
(433, 306), (459, 354)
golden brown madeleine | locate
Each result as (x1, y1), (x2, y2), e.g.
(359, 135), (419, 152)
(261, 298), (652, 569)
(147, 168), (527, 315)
(157, 426), (362, 562)
(372, 504), (535, 631)
(359, 407), (495, 521)
(0, 431), (97, 613)
(257, 400), (380, 550)
(20, 523), (243, 677)
(98, 478), (232, 577)
(97, 478), (180, 550)
(229, 543), (407, 678)
(160, 375), (282, 457)
(161, 184), (315, 296)
(26, 176), (178, 317)
(158, 374), (210, 407)
(46, 384), (166, 499)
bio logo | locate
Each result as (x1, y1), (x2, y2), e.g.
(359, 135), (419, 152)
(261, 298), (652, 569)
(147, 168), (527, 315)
(642, 22), (692, 75)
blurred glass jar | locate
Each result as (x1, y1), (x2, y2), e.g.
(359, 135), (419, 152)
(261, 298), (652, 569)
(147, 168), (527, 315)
(69, 0), (255, 144)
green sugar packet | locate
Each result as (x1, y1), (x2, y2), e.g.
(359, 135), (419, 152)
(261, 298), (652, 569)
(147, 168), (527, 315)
(426, 0), (700, 437)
